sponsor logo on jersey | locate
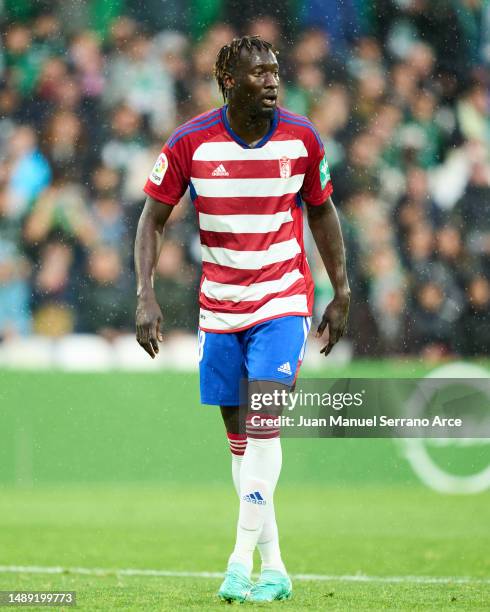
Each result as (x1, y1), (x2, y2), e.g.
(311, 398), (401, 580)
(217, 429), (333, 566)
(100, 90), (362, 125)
(319, 153), (330, 189)
(150, 152), (168, 185)
(212, 164), (229, 176)
(279, 156), (291, 179)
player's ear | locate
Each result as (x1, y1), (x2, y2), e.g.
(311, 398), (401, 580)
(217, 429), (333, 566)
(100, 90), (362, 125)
(223, 72), (234, 94)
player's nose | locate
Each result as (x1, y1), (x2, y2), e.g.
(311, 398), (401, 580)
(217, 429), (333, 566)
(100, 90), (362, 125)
(264, 71), (278, 89)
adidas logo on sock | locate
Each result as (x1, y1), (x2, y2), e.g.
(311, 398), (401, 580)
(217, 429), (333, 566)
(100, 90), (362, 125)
(212, 164), (229, 176)
(243, 491), (266, 505)
(277, 361), (292, 375)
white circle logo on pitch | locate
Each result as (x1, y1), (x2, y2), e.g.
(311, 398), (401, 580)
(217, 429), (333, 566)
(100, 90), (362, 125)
(398, 362), (490, 494)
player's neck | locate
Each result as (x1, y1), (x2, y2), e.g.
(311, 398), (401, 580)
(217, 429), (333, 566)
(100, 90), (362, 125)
(226, 105), (272, 148)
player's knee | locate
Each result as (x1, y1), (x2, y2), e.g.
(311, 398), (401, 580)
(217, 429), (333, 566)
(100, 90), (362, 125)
(220, 405), (246, 434)
(247, 379), (289, 433)
(246, 411), (281, 439)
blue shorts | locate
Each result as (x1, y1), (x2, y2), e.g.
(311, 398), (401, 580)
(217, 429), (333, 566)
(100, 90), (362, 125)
(199, 315), (311, 406)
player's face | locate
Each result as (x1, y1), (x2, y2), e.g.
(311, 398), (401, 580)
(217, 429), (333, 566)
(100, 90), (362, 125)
(230, 49), (279, 119)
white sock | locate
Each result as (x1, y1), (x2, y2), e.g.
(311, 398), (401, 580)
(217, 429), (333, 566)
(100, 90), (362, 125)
(231, 453), (242, 497)
(258, 504), (286, 574)
(230, 441), (286, 573)
(228, 437), (283, 574)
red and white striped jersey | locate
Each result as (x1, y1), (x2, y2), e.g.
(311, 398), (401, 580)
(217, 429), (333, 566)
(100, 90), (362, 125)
(144, 105), (333, 333)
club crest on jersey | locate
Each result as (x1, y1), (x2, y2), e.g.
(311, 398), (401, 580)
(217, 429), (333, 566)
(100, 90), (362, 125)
(279, 156), (291, 179)
(150, 152), (168, 185)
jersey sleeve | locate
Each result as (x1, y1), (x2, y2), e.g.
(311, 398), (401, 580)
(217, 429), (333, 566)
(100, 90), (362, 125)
(300, 136), (333, 206)
(143, 138), (190, 206)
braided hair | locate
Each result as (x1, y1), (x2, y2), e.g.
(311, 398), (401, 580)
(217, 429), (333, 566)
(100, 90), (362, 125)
(213, 35), (277, 102)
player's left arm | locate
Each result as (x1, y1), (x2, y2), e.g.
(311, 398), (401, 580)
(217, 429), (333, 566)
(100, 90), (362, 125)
(306, 197), (350, 356)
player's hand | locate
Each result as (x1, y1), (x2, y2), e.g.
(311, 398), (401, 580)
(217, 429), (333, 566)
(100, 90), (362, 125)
(316, 292), (350, 357)
(136, 294), (164, 359)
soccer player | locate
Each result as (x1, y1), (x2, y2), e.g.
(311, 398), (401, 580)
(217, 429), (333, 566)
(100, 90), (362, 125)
(135, 36), (350, 602)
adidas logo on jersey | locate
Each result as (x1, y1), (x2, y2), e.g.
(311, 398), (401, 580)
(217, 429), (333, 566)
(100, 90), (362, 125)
(277, 362), (292, 375)
(243, 491), (266, 505)
(212, 164), (229, 176)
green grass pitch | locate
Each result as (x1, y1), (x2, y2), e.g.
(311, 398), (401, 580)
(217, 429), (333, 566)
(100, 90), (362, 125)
(0, 364), (489, 610)
(1, 485), (489, 610)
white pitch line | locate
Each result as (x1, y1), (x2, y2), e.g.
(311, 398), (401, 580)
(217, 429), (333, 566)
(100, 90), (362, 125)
(0, 566), (489, 585)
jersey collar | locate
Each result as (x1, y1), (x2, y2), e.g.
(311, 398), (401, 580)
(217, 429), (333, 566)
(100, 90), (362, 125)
(221, 105), (278, 149)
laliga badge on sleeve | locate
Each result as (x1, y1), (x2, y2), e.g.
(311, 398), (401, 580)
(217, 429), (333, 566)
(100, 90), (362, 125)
(150, 152), (168, 185)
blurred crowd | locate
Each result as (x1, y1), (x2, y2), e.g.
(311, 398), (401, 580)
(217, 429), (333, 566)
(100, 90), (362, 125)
(0, 0), (489, 359)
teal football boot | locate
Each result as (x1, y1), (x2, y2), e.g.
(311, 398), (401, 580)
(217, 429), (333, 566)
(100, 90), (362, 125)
(247, 570), (292, 602)
(218, 562), (252, 603)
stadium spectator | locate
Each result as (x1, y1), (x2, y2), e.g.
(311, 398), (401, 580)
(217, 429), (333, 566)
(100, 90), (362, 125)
(404, 223), (435, 276)
(69, 31), (105, 99)
(394, 166), (443, 266)
(458, 275), (490, 355)
(90, 195), (128, 252)
(299, 0), (361, 54)
(457, 81), (490, 147)
(77, 245), (134, 338)
(24, 57), (69, 126)
(3, 124), (51, 218)
(332, 133), (381, 204)
(153, 240), (199, 332)
(435, 224), (476, 292)
(3, 24), (41, 97)
(101, 104), (149, 203)
(42, 110), (91, 182)
(24, 170), (97, 248)
(103, 29), (176, 133)
(0, 185), (31, 337)
(452, 160), (490, 273)
(31, 241), (76, 337)
(309, 85), (350, 168)
(397, 89), (443, 169)
(409, 269), (461, 359)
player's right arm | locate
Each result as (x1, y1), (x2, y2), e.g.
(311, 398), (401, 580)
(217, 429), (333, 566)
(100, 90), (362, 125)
(135, 129), (192, 358)
(134, 196), (174, 358)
